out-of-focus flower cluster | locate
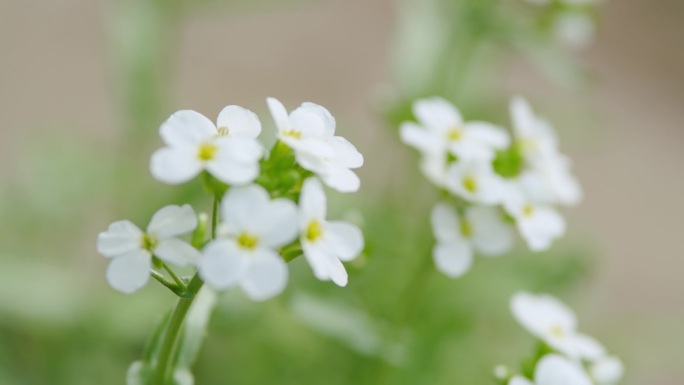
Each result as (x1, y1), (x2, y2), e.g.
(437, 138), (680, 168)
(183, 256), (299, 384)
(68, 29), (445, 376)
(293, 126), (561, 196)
(97, 98), (364, 300)
(400, 97), (581, 278)
(523, 0), (601, 49)
(494, 292), (624, 385)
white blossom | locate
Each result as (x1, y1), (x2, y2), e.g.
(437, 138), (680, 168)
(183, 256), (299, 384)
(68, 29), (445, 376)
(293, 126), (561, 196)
(198, 185), (298, 301)
(430, 203), (514, 278)
(400, 97), (509, 162)
(502, 186), (566, 252)
(511, 292), (606, 361)
(446, 161), (505, 205)
(150, 107), (264, 186)
(267, 97), (364, 193)
(509, 354), (593, 385)
(590, 356), (624, 385)
(97, 205), (200, 294)
(298, 178), (364, 287)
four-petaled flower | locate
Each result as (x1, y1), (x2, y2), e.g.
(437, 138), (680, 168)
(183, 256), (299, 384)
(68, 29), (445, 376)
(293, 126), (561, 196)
(97, 205), (200, 294)
(151, 106), (264, 185)
(431, 203), (514, 277)
(267, 97), (364, 193)
(198, 185), (298, 301)
(298, 177), (364, 287)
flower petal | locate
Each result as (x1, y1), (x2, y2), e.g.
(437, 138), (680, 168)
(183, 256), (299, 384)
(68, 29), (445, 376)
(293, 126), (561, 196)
(330, 136), (363, 168)
(299, 178), (327, 223)
(220, 185), (270, 234)
(400, 122), (442, 154)
(413, 97), (462, 133)
(535, 354), (593, 385)
(216, 105), (261, 138)
(508, 376), (534, 385)
(160, 110), (216, 147)
(206, 157), (259, 186)
(433, 240), (473, 278)
(267, 97), (291, 132)
(590, 356), (624, 385)
(154, 238), (200, 267)
(468, 206), (514, 256)
(150, 147), (203, 185)
(302, 241), (348, 287)
(573, 333), (606, 361)
(289, 103), (332, 138)
(464, 121), (510, 149)
(319, 165), (360, 193)
(215, 136), (264, 164)
(106, 250), (151, 294)
(510, 292), (577, 342)
(257, 198), (299, 248)
(147, 204), (198, 238)
(299, 102), (336, 136)
(97, 220), (143, 258)
(322, 221), (364, 262)
(430, 202), (460, 243)
(198, 240), (248, 290)
(240, 249), (289, 301)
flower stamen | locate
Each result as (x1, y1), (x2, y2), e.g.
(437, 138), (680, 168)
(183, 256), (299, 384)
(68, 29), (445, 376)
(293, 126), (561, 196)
(237, 232), (259, 250)
(306, 220), (323, 242)
(197, 142), (218, 161)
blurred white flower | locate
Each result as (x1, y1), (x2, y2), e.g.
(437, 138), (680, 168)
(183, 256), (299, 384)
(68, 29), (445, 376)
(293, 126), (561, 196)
(97, 205), (200, 294)
(509, 354), (593, 385)
(430, 203), (514, 278)
(511, 292), (606, 361)
(447, 161), (505, 205)
(400, 97), (509, 162)
(299, 178), (364, 287)
(267, 97), (364, 193)
(198, 185), (298, 301)
(502, 186), (566, 251)
(554, 13), (595, 49)
(590, 356), (624, 385)
(150, 107), (264, 185)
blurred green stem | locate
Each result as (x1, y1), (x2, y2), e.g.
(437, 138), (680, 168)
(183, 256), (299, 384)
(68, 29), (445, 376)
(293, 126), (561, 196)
(153, 193), (219, 384)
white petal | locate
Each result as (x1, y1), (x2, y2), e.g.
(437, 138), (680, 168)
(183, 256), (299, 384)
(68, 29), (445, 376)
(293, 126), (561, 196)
(147, 204), (198, 238)
(266, 97), (291, 132)
(433, 241), (473, 278)
(319, 165), (361, 193)
(468, 206), (514, 256)
(510, 292), (577, 341)
(198, 240), (248, 290)
(160, 110), (216, 147)
(97, 220), (143, 258)
(220, 185), (270, 234)
(509, 377), (534, 385)
(290, 103), (334, 138)
(518, 207), (566, 252)
(291, 137), (335, 158)
(572, 333), (606, 361)
(322, 221), (364, 262)
(400, 122), (443, 155)
(413, 97), (462, 133)
(510, 96), (536, 138)
(240, 249), (289, 301)
(150, 147), (203, 185)
(420, 152), (449, 187)
(216, 105), (261, 138)
(299, 178), (327, 222)
(464, 121), (511, 149)
(302, 242), (348, 287)
(330, 136), (363, 168)
(154, 238), (200, 267)
(299, 102), (336, 136)
(215, 136), (264, 164)
(106, 250), (151, 294)
(206, 157), (259, 186)
(257, 198), (299, 248)
(590, 356), (624, 385)
(430, 202), (460, 243)
(535, 354), (593, 385)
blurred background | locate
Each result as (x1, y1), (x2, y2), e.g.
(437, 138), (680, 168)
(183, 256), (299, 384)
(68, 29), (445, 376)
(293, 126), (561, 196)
(0, 0), (682, 384)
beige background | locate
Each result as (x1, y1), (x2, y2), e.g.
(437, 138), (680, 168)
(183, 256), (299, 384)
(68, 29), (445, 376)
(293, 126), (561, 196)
(0, 0), (682, 383)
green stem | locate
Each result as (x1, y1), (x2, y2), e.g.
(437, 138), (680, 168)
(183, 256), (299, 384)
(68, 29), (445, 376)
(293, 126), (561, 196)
(152, 193), (219, 384)
(163, 263), (185, 288)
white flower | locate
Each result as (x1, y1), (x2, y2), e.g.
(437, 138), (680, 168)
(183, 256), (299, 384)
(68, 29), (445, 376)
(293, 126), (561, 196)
(446, 161), (505, 204)
(554, 13), (595, 49)
(97, 205), (200, 294)
(266, 97), (364, 193)
(511, 292), (606, 361)
(198, 185), (298, 301)
(430, 203), (514, 278)
(400, 97), (510, 162)
(510, 97), (559, 166)
(150, 107), (264, 185)
(590, 356), (624, 385)
(509, 354), (593, 385)
(299, 177), (364, 287)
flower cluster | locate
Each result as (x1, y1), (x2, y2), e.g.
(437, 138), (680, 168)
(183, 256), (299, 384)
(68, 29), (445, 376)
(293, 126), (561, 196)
(97, 98), (364, 300)
(496, 292), (624, 385)
(523, 0), (600, 49)
(400, 97), (581, 278)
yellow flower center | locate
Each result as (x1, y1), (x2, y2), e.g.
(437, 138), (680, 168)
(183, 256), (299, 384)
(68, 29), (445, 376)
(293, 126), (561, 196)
(550, 325), (566, 338)
(141, 233), (157, 251)
(463, 176), (478, 193)
(217, 126), (230, 137)
(523, 204), (535, 217)
(460, 220), (473, 238)
(446, 127), (463, 141)
(197, 142), (218, 161)
(306, 220), (323, 242)
(283, 129), (302, 139)
(237, 232), (259, 250)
